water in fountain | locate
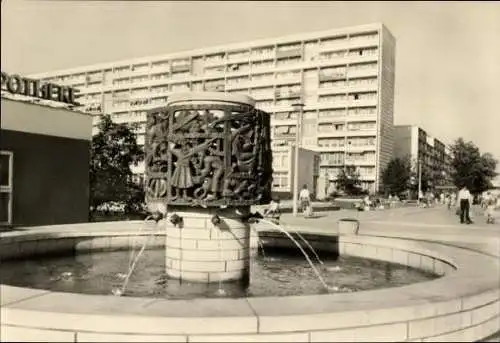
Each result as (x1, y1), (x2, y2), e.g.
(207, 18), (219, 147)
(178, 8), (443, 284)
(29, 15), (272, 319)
(251, 226), (267, 258)
(295, 231), (324, 265)
(258, 219), (331, 291)
(114, 215), (160, 296)
(128, 215), (153, 270)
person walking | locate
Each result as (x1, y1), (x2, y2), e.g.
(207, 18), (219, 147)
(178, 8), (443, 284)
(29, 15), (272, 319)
(485, 193), (496, 224)
(457, 186), (473, 224)
(299, 184), (312, 217)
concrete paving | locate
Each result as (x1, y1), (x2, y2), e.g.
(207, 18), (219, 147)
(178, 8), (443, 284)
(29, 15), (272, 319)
(257, 205), (500, 257)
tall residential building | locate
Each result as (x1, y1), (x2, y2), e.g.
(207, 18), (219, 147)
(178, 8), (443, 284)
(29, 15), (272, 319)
(27, 22), (396, 193)
(394, 125), (453, 188)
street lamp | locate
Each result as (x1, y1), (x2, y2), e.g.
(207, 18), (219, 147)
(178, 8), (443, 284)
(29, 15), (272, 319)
(291, 101), (305, 217)
(417, 158), (423, 202)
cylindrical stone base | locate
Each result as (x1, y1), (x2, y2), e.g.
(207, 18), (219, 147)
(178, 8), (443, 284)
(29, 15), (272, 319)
(164, 207), (251, 284)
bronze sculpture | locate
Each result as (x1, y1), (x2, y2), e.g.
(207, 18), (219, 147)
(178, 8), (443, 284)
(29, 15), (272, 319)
(144, 96), (272, 208)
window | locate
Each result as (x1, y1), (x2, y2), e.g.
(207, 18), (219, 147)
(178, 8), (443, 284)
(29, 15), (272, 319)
(151, 60), (169, 69)
(319, 109), (345, 118)
(131, 76), (149, 83)
(317, 138), (345, 147)
(0, 151), (13, 225)
(321, 35), (347, 45)
(272, 172), (289, 189)
(227, 50), (250, 60)
(131, 63), (149, 72)
(251, 61), (273, 70)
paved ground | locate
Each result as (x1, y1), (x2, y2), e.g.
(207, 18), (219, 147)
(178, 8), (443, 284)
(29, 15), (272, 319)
(256, 205), (500, 257)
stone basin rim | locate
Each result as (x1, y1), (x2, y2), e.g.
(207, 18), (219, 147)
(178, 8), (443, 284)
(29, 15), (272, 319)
(1, 221), (499, 339)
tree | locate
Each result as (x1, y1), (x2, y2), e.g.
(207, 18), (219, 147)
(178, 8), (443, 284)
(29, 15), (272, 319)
(90, 114), (144, 213)
(336, 165), (363, 195)
(382, 157), (411, 196)
(450, 138), (498, 194)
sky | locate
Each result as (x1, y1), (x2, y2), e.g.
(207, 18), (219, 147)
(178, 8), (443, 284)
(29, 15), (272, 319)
(2, 0), (500, 168)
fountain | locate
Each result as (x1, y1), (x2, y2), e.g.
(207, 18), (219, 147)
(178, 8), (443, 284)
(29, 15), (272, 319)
(145, 92), (273, 286)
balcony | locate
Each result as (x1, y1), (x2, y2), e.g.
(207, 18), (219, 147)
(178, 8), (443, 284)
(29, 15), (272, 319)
(275, 90), (301, 99)
(320, 160), (344, 167)
(171, 64), (191, 73)
(319, 72), (346, 82)
(319, 36), (379, 53)
(204, 67), (225, 76)
(348, 98), (378, 107)
(317, 145), (346, 152)
(346, 145), (377, 152)
(129, 90), (152, 99)
(246, 77), (276, 88)
(346, 114), (378, 122)
(319, 82), (378, 96)
(226, 54), (251, 65)
(345, 129), (377, 136)
(317, 115), (346, 123)
(345, 53), (379, 65)
(346, 67), (379, 78)
(249, 51), (275, 62)
(203, 57), (226, 67)
(271, 117), (296, 126)
(252, 92), (275, 101)
(276, 48), (302, 60)
(274, 74), (302, 86)
(226, 81), (251, 91)
(204, 84), (225, 92)
(317, 130), (346, 138)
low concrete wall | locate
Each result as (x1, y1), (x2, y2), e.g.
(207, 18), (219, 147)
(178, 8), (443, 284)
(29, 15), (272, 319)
(0, 221), (499, 342)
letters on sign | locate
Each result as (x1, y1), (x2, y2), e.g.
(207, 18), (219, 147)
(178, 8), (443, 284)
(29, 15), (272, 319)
(1, 71), (80, 106)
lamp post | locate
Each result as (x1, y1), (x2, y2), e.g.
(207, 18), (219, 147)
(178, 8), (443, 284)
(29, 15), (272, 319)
(291, 102), (305, 217)
(417, 158), (422, 202)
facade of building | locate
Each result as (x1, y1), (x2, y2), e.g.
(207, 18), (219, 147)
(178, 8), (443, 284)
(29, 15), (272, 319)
(0, 96), (93, 227)
(394, 125), (453, 189)
(272, 144), (320, 197)
(27, 23), (396, 193)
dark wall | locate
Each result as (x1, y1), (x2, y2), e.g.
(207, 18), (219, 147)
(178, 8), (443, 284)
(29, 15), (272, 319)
(1, 129), (90, 227)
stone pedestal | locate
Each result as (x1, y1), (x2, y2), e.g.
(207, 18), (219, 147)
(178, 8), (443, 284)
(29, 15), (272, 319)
(165, 207), (251, 284)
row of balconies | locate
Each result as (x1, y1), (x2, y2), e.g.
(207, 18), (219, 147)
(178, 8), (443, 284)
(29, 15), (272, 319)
(45, 34), (381, 86)
(103, 96), (379, 115)
(73, 62), (380, 95)
(202, 35), (379, 67)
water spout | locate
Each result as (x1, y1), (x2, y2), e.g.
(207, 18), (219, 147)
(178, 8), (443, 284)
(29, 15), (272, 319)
(116, 215), (159, 296)
(251, 226), (267, 258)
(295, 231), (324, 265)
(258, 219), (331, 291)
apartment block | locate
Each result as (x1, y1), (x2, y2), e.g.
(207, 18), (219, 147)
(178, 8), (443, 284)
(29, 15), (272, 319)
(272, 144), (320, 196)
(394, 125), (453, 188)
(27, 23), (396, 193)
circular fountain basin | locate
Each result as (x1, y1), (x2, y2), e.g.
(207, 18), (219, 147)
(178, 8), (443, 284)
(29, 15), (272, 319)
(1, 221), (499, 342)
(0, 249), (437, 299)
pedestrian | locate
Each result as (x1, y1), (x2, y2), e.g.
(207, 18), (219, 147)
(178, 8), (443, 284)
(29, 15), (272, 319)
(457, 185), (473, 224)
(445, 194), (452, 210)
(450, 192), (457, 208)
(485, 193), (496, 224)
(299, 184), (312, 217)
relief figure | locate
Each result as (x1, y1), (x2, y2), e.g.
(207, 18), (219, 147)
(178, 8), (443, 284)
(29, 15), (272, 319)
(169, 138), (217, 201)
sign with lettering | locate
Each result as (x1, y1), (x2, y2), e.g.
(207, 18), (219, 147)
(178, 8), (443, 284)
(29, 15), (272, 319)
(1, 71), (80, 106)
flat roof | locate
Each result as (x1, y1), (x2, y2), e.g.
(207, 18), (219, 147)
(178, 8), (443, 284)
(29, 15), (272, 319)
(0, 92), (90, 117)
